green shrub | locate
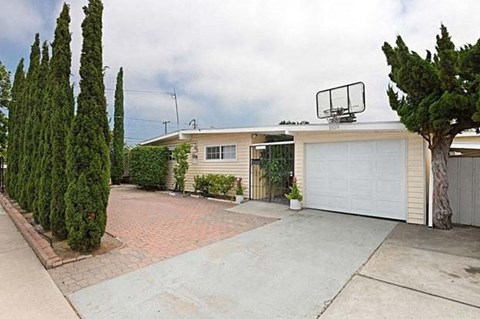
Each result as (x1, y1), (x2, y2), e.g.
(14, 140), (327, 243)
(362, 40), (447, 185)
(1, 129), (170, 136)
(216, 175), (236, 197)
(172, 143), (190, 192)
(193, 175), (211, 196)
(192, 174), (235, 198)
(129, 146), (169, 189)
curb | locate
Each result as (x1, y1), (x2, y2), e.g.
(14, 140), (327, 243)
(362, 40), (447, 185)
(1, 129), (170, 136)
(0, 194), (92, 269)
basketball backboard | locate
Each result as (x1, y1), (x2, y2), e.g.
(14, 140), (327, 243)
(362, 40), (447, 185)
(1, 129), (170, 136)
(316, 82), (366, 123)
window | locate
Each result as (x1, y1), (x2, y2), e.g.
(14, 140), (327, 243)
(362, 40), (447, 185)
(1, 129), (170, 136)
(206, 145), (236, 160)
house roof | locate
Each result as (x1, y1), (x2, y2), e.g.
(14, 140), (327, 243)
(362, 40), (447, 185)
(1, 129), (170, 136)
(140, 121), (408, 145)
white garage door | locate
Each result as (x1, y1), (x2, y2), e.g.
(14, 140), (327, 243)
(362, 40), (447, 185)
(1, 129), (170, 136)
(305, 139), (406, 220)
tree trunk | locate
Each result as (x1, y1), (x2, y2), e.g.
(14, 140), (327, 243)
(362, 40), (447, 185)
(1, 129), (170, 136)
(431, 137), (453, 229)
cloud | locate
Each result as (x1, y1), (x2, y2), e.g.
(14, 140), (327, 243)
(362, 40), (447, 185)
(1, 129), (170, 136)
(0, 0), (42, 42)
(3, 0), (480, 143)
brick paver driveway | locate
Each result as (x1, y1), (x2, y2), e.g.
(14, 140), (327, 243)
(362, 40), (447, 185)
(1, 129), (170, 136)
(49, 186), (275, 295)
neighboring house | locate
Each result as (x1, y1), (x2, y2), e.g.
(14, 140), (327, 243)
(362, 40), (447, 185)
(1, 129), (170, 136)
(141, 121), (480, 226)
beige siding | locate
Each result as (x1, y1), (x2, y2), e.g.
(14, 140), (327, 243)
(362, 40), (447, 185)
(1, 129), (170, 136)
(151, 133), (253, 197)
(294, 131), (427, 224)
(406, 135), (427, 224)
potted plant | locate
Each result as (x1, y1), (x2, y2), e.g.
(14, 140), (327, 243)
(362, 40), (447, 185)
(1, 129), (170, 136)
(285, 177), (302, 210)
(235, 177), (244, 204)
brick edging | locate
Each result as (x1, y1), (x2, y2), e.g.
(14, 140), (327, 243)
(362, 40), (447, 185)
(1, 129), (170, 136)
(0, 194), (91, 269)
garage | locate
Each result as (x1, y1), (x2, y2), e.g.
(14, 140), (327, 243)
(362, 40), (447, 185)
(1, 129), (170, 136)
(305, 139), (407, 220)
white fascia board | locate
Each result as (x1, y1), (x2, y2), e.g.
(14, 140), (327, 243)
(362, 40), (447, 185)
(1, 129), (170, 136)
(450, 143), (480, 150)
(140, 132), (180, 145)
(287, 121), (407, 133)
(140, 121), (407, 145)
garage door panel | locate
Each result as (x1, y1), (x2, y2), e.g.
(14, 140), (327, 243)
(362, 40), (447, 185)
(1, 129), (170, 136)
(305, 139), (406, 220)
(376, 158), (403, 177)
(350, 141), (375, 156)
(328, 161), (348, 178)
(330, 178), (348, 192)
(351, 160), (374, 178)
(326, 143), (348, 158)
(306, 177), (328, 190)
(350, 179), (374, 197)
(328, 196), (350, 210)
(376, 181), (404, 199)
(350, 198), (375, 213)
(377, 139), (403, 153)
(376, 200), (404, 219)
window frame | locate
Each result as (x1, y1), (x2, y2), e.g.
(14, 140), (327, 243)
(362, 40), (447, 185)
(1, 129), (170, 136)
(205, 144), (237, 161)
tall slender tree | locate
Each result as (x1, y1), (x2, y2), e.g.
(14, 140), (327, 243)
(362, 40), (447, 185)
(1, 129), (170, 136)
(111, 67), (124, 185)
(32, 42), (50, 225)
(50, 3), (74, 239)
(0, 61), (10, 158)
(6, 59), (25, 198)
(65, 0), (110, 251)
(383, 25), (480, 229)
(19, 34), (41, 211)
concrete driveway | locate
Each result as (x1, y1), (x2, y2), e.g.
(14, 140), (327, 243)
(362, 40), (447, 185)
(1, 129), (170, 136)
(69, 207), (396, 318)
(320, 224), (480, 318)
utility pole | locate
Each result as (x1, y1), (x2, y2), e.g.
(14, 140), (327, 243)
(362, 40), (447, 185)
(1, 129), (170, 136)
(173, 88), (179, 131)
(162, 121), (170, 135)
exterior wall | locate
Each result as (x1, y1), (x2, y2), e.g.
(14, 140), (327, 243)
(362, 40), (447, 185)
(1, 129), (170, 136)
(150, 133), (254, 197)
(294, 131), (427, 224)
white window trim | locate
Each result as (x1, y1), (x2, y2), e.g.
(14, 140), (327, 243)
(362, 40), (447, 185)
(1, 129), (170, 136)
(204, 144), (237, 162)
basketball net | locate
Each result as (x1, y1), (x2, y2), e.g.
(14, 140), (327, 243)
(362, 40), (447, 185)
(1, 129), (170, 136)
(328, 115), (340, 130)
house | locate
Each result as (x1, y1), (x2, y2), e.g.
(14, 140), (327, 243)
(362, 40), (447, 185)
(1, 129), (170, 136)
(140, 121), (480, 226)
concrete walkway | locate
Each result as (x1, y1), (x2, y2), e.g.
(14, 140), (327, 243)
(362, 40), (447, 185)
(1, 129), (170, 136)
(320, 223), (480, 318)
(0, 206), (78, 319)
(226, 200), (295, 219)
(69, 210), (396, 318)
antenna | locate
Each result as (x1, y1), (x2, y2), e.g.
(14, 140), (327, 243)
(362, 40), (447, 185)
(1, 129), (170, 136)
(188, 119), (198, 129)
(162, 121), (170, 135)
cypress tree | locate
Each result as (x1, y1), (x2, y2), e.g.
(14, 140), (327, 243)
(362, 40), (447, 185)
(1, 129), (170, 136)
(50, 3), (74, 239)
(65, 0), (110, 251)
(19, 34), (41, 212)
(32, 42), (50, 225)
(5, 59), (25, 199)
(111, 67), (124, 185)
(0, 61), (10, 158)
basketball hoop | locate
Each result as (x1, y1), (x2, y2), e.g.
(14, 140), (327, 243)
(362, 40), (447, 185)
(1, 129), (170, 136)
(316, 82), (366, 128)
(328, 115), (340, 130)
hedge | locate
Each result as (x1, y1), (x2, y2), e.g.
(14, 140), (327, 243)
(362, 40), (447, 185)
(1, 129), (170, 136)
(129, 146), (169, 189)
(193, 174), (236, 198)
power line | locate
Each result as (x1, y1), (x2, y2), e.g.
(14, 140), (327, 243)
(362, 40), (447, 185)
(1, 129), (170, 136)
(124, 116), (165, 123)
(105, 87), (180, 130)
(105, 88), (174, 96)
(125, 137), (145, 141)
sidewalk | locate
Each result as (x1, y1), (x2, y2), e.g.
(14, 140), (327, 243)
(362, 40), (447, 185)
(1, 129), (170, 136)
(0, 205), (78, 319)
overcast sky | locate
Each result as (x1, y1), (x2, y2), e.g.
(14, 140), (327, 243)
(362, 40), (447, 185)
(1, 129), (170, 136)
(1, 0), (480, 144)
